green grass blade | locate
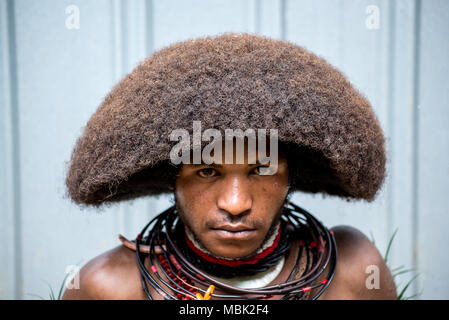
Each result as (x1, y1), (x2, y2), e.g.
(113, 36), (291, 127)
(403, 292), (421, 300)
(392, 268), (416, 279)
(384, 228), (398, 264)
(401, 287), (423, 300)
(26, 293), (47, 300)
(44, 280), (56, 300)
(57, 272), (71, 300)
(397, 274), (419, 300)
(390, 265), (406, 272)
(369, 231), (376, 246)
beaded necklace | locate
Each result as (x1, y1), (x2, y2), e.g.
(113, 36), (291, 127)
(135, 201), (337, 300)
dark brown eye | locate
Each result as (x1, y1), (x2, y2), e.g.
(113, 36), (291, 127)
(197, 168), (218, 178)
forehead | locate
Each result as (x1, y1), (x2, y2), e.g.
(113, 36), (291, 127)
(187, 138), (286, 167)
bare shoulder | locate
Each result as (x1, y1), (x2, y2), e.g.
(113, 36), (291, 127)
(316, 225), (397, 300)
(62, 245), (145, 300)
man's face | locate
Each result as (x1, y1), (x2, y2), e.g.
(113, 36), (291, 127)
(174, 142), (289, 259)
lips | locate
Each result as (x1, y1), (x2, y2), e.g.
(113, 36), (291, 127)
(210, 225), (256, 240)
(211, 224), (255, 232)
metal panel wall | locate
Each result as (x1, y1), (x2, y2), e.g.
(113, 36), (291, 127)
(1, 0), (448, 299)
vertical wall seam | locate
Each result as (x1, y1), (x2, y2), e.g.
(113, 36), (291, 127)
(119, 1), (129, 234)
(386, 0), (396, 261)
(120, 1), (129, 74)
(411, 0), (422, 297)
(0, 0), (13, 299)
(111, 0), (123, 82)
(111, 0), (121, 236)
(5, 0), (22, 300)
(144, 0), (155, 220)
(111, 0), (128, 235)
(280, 0), (286, 40)
(145, 0), (154, 57)
(254, 0), (261, 35)
(338, 0), (345, 70)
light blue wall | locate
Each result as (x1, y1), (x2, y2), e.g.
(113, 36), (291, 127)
(1, 0), (448, 299)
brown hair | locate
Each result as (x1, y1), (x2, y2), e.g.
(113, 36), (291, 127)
(65, 32), (386, 207)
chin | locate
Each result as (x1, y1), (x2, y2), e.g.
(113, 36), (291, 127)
(213, 249), (254, 260)
(207, 241), (261, 259)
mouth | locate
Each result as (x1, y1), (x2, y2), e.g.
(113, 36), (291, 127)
(210, 225), (256, 240)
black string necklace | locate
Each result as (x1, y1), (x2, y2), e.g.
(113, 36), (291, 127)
(177, 211), (292, 279)
(135, 201), (337, 300)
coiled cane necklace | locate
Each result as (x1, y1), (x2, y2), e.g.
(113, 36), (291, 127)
(135, 201), (337, 300)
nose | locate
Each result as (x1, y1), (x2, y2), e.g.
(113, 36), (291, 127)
(216, 175), (253, 216)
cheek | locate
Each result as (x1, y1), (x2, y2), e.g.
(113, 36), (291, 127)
(176, 178), (215, 227)
(178, 183), (208, 209)
(259, 175), (289, 199)
(253, 176), (288, 221)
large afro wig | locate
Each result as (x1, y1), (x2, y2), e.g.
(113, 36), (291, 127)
(65, 32), (387, 207)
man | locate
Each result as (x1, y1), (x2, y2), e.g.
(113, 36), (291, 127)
(62, 33), (396, 299)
